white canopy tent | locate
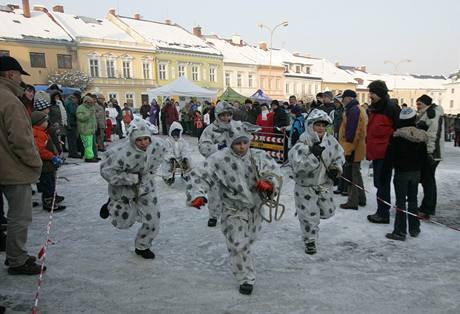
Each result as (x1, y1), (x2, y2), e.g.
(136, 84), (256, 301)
(147, 76), (217, 99)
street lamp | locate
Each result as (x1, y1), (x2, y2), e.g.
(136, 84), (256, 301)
(384, 59), (411, 102)
(258, 21), (288, 93)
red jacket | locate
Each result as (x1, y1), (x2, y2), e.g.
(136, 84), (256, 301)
(256, 112), (274, 134)
(33, 126), (55, 161)
(366, 112), (395, 160)
(162, 104), (179, 125)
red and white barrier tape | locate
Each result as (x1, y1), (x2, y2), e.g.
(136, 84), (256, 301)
(32, 174), (58, 314)
(340, 175), (460, 232)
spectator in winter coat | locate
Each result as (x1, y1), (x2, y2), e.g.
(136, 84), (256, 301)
(64, 94), (81, 158)
(247, 101), (261, 125)
(338, 90), (367, 210)
(76, 96), (98, 162)
(454, 114), (460, 147)
(288, 109), (345, 255)
(121, 103), (134, 132)
(318, 91), (336, 115)
(49, 91), (68, 146)
(382, 108), (428, 241)
(255, 104), (274, 135)
(271, 100), (290, 133)
(140, 101), (150, 120)
(366, 80), (400, 224)
(162, 121), (191, 185)
(94, 93), (107, 152)
(31, 111), (66, 212)
(0, 55), (43, 275)
(198, 101), (244, 227)
(105, 110), (113, 142)
(415, 94), (445, 219)
(100, 118), (165, 260)
(111, 99), (124, 139)
(289, 105), (305, 147)
(22, 84), (35, 116)
(34, 91), (63, 155)
(161, 100), (179, 134)
(149, 99), (160, 127)
(187, 122), (281, 295)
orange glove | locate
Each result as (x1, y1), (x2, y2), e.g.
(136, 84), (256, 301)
(256, 180), (273, 193)
(191, 197), (207, 209)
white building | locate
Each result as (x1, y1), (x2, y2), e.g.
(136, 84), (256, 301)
(443, 70), (460, 114)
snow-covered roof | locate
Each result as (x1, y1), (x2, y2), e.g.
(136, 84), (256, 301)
(118, 17), (221, 56)
(0, 8), (72, 42)
(342, 67), (447, 90)
(205, 36), (257, 65)
(50, 11), (137, 44)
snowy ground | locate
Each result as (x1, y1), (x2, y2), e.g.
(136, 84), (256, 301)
(1, 136), (459, 314)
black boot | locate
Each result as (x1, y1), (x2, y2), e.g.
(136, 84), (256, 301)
(99, 200), (110, 219)
(239, 282), (253, 295)
(305, 242), (317, 255)
(207, 218), (217, 227)
(55, 195), (65, 203)
(367, 213), (389, 224)
(135, 248), (155, 259)
(8, 259), (46, 275)
(5, 255), (36, 266)
(385, 232), (406, 241)
(43, 198), (66, 212)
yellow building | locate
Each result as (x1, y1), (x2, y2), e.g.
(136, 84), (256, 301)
(0, 4), (75, 85)
(109, 13), (224, 96)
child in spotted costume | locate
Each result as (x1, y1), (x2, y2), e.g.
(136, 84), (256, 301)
(198, 101), (243, 227)
(288, 109), (345, 255)
(100, 117), (166, 259)
(162, 121), (192, 185)
(187, 122), (281, 295)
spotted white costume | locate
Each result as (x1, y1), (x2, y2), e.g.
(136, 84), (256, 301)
(162, 121), (192, 181)
(198, 101), (243, 221)
(187, 123), (281, 286)
(100, 117), (166, 251)
(288, 109), (345, 247)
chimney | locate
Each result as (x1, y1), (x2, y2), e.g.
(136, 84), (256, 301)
(22, 0), (30, 18)
(133, 13), (141, 20)
(52, 5), (64, 13)
(108, 8), (116, 16)
(33, 5), (47, 12)
(192, 26), (202, 37)
(231, 34), (241, 45)
(165, 19), (172, 25)
(359, 65), (367, 72)
(259, 42), (268, 51)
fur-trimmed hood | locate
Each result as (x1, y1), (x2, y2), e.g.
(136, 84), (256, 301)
(393, 126), (428, 143)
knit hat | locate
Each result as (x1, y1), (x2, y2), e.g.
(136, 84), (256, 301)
(33, 91), (51, 111)
(342, 89), (357, 98)
(368, 80), (389, 98)
(399, 107), (416, 120)
(31, 111), (48, 126)
(417, 94), (432, 106)
(323, 91), (333, 99)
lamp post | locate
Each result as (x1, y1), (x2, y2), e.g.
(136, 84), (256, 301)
(384, 59), (411, 103)
(258, 21), (288, 94)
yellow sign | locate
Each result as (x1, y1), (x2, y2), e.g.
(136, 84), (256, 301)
(251, 141), (283, 151)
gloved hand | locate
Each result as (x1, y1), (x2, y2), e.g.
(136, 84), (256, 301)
(51, 156), (63, 169)
(256, 180), (273, 193)
(191, 197), (207, 209)
(326, 166), (340, 180)
(217, 143), (227, 150)
(310, 142), (325, 158)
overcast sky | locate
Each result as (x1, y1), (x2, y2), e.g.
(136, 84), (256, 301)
(6, 0), (460, 75)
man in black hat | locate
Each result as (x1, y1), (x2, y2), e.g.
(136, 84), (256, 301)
(366, 80), (400, 224)
(0, 56), (45, 275)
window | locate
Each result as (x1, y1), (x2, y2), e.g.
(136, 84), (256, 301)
(125, 93), (134, 106)
(400, 98), (404, 105)
(158, 63), (167, 80)
(284, 64), (289, 73)
(142, 62), (151, 79)
(260, 78), (264, 89)
(269, 78), (273, 90)
(237, 73), (242, 87)
(248, 74), (253, 88)
(450, 100), (454, 108)
(89, 57), (99, 77)
(0, 50), (9, 56)
(30, 52), (46, 68)
(410, 98), (414, 106)
(301, 84), (305, 95)
(209, 66), (216, 82)
(108, 93), (118, 102)
(276, 79), (280, 90)
(286, 83), (290, 94)
(452, 88), (455, 94)
(57, 54), (72, 69)
(225, 72), (231, 87)
(191, 65), (199, 81)
(305, 66), (311, 74)
(295, 65), (301, 73)
(106, 59), (115, 78)
(178, 64), (186, 77)
(122, 60), (131, 79)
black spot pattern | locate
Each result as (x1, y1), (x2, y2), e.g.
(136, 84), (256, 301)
(122, 212), (129, 220)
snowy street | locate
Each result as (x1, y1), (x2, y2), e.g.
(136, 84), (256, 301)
(1, 136), (459, 314)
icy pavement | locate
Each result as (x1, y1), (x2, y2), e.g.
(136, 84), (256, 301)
(1, 136), (459, 314)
